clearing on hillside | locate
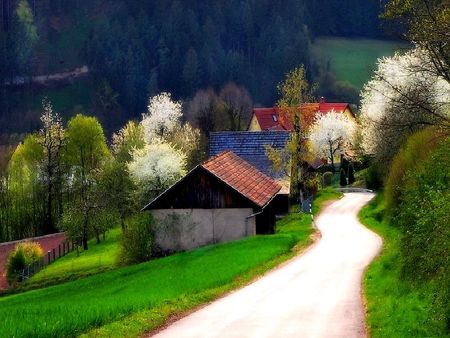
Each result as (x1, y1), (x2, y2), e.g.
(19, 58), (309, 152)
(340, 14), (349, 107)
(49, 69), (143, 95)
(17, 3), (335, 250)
(312, 37), (409, 89)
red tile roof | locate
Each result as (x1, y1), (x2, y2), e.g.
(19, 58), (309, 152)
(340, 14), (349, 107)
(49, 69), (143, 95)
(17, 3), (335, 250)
(202, 151), (281, 208)
(252, 102), (354, 131)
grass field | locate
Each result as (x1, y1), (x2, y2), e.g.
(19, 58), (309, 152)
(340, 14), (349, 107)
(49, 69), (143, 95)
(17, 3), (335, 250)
(312, 37), (409, 89)
(0, 189), (341, 338)
(22, 227), (121, 291)
(360, 195), (447, 338)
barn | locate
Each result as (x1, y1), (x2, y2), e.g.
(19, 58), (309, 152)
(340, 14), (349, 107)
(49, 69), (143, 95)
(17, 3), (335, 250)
(143, 151), (281, 253)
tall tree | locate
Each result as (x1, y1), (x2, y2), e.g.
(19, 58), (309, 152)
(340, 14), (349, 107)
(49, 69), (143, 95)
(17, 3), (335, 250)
(277, 65), (315, 203)
(219, 83), (252, 131)
(65, 114), (110, 250)
(38, 99), (65, 233)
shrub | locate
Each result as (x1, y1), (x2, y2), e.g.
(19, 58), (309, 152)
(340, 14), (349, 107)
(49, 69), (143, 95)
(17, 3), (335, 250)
(385, 127), (443, 219)
(6, 242), (43, 285)
(118, 213), (154, 265)
(395, 137), (449, 327)
(339, 168), (347, 186)
(322, 171), (333, 186)
(347, 163), (355, 184)
(364, 163), (382, 190)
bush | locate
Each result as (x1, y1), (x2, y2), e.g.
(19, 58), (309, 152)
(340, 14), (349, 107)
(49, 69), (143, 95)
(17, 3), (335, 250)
(118, 213), (154, 265)
(6, 242), (43, 285)
(394, 137), (449, 327)
(347, 163), (355, 184)
(385, 127), (443, 219)
(364, 163), (382, 190)
(339, 168), (347, 186)
(322, 171), (333, 186)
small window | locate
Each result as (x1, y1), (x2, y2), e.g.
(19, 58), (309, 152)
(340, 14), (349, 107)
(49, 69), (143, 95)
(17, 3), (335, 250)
(272, 115), (278, 122)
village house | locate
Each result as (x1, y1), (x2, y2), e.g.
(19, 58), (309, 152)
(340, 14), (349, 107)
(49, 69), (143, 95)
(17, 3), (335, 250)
(143, 151), (281, 253)
(247, 98), (356, 169)
(248, 98), (355, 132)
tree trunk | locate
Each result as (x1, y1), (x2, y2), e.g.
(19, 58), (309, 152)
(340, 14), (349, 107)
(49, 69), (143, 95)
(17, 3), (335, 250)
(329, 141), (335, 173)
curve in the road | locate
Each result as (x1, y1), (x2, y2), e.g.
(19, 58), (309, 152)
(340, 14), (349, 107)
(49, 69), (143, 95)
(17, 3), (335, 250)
(150, 193), (382, 338)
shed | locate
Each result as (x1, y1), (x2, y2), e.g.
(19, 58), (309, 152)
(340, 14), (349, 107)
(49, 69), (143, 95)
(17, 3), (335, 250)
(143, 151), (281, 254)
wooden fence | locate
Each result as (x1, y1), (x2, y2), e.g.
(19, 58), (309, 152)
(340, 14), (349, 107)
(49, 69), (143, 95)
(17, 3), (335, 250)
(20, 240), (76, 281)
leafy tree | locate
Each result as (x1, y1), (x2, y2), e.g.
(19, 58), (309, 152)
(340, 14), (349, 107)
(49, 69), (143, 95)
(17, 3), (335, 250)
(277, 65), (315, 203)
(65, 114), (110, 250)
(38, 100), (65, 233)
(308, 111), (355, 172)
(112, 120), (145, 163)
(219, 83), (252, 131)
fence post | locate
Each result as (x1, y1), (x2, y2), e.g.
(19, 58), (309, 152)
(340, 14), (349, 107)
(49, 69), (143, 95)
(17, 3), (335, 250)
(58, 244), (61, 258)
(52, 248), (56, 262)
(63, 242), (66, 255)
(47, 251), (51, 264)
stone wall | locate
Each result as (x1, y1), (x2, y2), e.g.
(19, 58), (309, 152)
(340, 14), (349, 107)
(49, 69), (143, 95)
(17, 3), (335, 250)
(151, 208), (256, 253)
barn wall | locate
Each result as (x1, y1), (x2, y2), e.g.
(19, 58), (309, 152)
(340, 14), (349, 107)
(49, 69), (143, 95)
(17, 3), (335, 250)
(151, 208), (256, 253)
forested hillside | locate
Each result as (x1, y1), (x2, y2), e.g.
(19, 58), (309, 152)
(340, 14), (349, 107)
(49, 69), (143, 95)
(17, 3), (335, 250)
(0, 0), (384, 135)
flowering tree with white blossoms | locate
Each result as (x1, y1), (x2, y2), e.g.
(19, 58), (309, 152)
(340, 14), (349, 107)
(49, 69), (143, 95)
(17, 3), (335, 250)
(141, 92), (183, 142)
(128, 141), (186, 201)
(308, 111), (355, 172)
(128, 92), (200, 202)
(360, 48), (450, 166)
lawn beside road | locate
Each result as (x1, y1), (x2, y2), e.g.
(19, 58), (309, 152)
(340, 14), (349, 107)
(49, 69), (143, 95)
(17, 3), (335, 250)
(360, 195), (447, 338)
(0, 189), (341, 338)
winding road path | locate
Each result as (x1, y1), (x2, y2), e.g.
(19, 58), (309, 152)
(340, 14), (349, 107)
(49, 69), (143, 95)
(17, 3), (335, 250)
(151, 193), (382, 338)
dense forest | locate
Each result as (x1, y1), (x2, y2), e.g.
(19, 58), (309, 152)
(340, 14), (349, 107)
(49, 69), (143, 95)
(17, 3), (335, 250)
(0, 0), (383, 136)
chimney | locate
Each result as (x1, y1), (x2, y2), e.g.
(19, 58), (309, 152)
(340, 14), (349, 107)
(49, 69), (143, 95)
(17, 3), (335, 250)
(320, 96), (325, 104)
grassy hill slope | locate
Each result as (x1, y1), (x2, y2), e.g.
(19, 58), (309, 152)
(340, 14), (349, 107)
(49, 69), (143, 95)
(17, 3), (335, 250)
(312, 37), (409, 90)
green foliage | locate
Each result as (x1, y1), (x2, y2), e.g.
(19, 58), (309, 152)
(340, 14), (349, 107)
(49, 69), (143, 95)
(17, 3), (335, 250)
(360, 195), (448, 338)
(347, 163), (355, 184)
(65, 114), (110, 171)
(118, 214), (154, 265)
(322, 171), (333, 186)
(6, 242), (43, 285)
(385, 127), (444, 219)
(339, 168), (347, 186)
(364, 163), (382, 190)
(394, 137), (450, 327)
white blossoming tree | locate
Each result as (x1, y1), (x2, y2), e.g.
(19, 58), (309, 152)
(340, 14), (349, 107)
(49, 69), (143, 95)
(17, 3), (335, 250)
(360, 48), (450, 166)
(141, 92), (183, 142)
(128, 92), (200, 203)
(308, 111), (355, 172)
(128, 141), (186, 201)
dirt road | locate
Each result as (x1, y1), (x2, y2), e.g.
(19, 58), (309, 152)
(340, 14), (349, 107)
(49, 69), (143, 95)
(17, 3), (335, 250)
(150, 193), (382, 338)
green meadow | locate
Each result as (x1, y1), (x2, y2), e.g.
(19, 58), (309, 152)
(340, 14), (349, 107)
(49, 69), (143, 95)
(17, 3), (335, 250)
(0, 189), (342, 338)
(312, 37), (409, 89)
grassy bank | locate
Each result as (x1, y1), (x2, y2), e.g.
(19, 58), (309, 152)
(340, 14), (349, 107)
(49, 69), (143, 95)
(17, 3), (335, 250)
(360, 195), (447, 338)
(22, 227), (121, 291)
(312, 37), (408, 89)
(0, 189), (341, 338)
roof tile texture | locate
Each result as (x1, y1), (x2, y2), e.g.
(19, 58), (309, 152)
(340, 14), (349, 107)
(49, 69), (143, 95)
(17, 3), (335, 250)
(253, 102), (353, 131)
(202, 151), (281, 208)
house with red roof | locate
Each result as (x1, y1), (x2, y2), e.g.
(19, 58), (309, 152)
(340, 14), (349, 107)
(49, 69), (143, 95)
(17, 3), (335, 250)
(248, 98), (355, 132)
(143, 151), (282, 254)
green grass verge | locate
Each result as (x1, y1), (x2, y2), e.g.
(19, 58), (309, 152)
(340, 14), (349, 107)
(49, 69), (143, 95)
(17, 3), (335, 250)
(312, 37), (409, 89)
(0, 189), (341, 338)
(21, 227), (121, 291)
(360, 194), (447, 338)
